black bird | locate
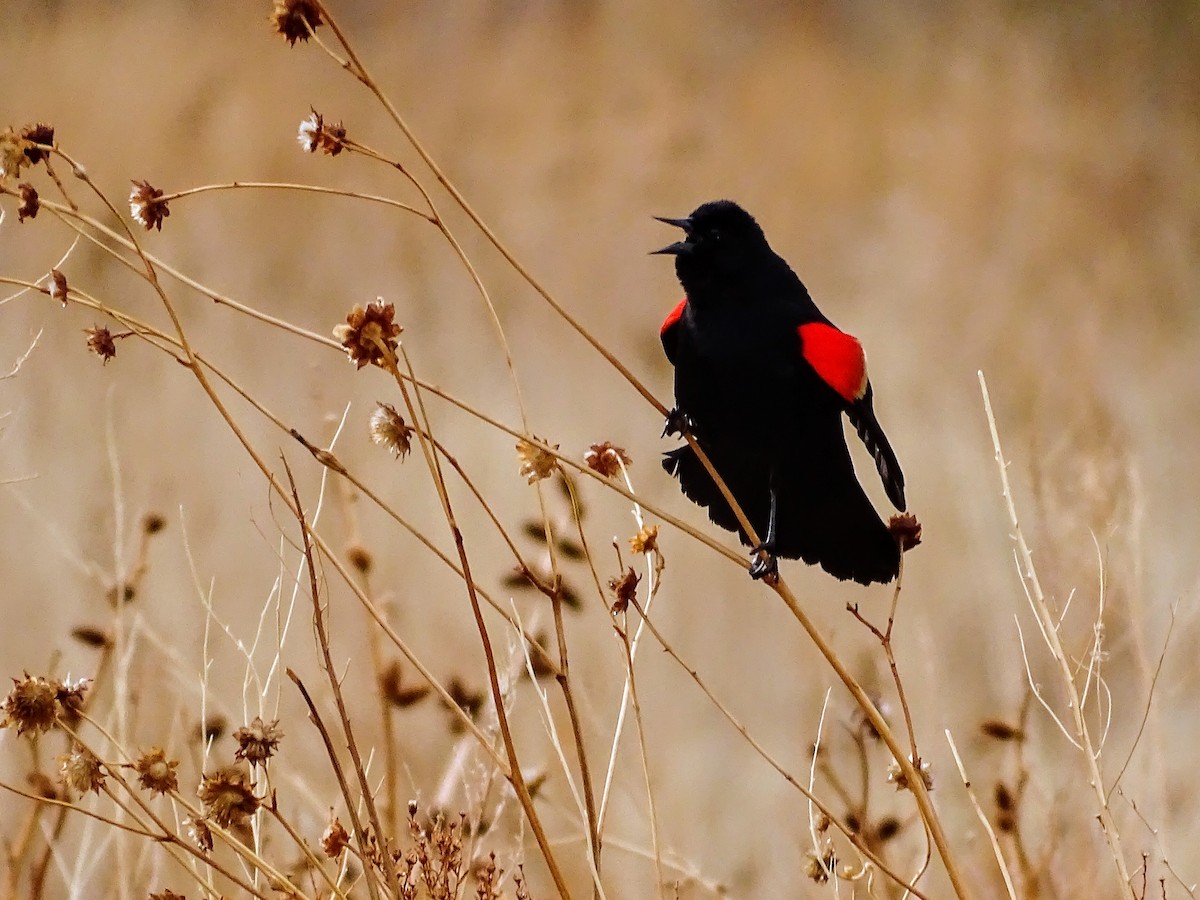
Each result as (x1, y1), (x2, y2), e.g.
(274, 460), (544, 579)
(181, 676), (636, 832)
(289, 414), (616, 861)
(655, 200), (906, 584)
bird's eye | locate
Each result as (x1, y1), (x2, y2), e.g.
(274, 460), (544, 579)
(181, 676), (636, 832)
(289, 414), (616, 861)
(708, 229), (722, 242)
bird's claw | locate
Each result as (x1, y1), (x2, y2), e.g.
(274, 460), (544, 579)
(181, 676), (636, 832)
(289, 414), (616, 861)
(662, 407), (694, 438)
(748, 545), (779, 582)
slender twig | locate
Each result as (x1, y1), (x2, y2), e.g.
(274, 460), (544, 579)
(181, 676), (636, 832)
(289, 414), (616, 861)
(945, 730), (1017, 900)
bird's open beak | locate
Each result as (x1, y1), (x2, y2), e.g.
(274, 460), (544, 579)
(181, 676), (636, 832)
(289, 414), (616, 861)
(651, 215), (693, 255)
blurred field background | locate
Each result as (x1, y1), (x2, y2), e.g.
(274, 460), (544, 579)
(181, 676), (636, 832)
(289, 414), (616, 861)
(2, 0), (1199, 896)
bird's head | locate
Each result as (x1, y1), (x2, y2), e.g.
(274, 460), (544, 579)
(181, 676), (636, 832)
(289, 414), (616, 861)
(652, 200), (771, 300)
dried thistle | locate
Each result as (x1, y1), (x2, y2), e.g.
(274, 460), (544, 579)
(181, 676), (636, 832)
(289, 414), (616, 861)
(346, 543), (373, 574)
(232, 716), (283, 766)
(19, 123), (54, 164)
(608, 566), (640, 615)
(804, 846), (837, 883)
(49, 268), (68, 306)
(134, 747), (180, 795)
(2, 674), (60, 735)
(71, 626), (112, 648)
(379, 660), (431, 708)
(143, 512), (167, 534)
(332, 300), (402, 369)
(59, 744), (105, 795)
(84, 326), (117, 363)
(16, 182), (38, 222)
(887, 755), (933, 792)
(321, 813), (350, 859)
(584, 441), (631, 478)
(297, 109), (346, 156)
(198, 765), (260, 828)
(980, 719), (1026, 742)
(55, 676), (89, 729)
(129, 180), (170, 231)
(186, 816), (214, 852)
(888, 512), (922, 551)
(369, 402), (414, 458)
(629, 524), (659, 555)
(0, 127), (28, 180)
(270, 0), (323, 45)
(516, 437), (559, 484)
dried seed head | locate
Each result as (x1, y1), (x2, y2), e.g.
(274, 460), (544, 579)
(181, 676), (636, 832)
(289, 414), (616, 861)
(143, 512), (167, 534)
(297, 109), (346, 155)
(333, 300), (402, 369)
(629, 524), (659, 555)
(0, 128), (29, 180)
(134, 747), (180, 795)
(874, 816), (902, 843)
(186, 816), (214, 852)
(608, 566), (640, 615)
(346, 543), (373, 574)
(888, 512), (922, 552)
(17, 183), (38, 222)
(84, 326), (117, 363)
(369, 403), (414, 458)
(379, 661), (431, 708)
(129, 180), (170, 231)
(199, 765), (260, 828)
(195, 714), (228, 744)
(980, 719), (1026, 742)
(55, 677), (89, 729)
(148, 890), (186, 900)
(995, 781), (1018, 832)
(584, 441), (631, 478)
(271, 0), (323, 45)
(445, 677), (485, 721)
(71, 626), (112, 648)
(516, 437), (559, 484)
(886, 755), (933, 792)
(59, 744), (105, 795)
(2, 674), (60, 736)
(321, 813), (350, 859)
(19, 123), (54, 164)
(49, 268), (68, 306)
(804, 847), (837, 883)
(232, 716), (283, 766)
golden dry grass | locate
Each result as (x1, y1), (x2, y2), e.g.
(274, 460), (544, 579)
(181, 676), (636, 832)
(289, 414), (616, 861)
(2, 1), (1198, 897)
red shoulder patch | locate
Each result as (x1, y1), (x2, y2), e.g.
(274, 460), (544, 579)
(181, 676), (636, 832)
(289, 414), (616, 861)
(661, 298), (687, 336)
(798, 322), (868, 403)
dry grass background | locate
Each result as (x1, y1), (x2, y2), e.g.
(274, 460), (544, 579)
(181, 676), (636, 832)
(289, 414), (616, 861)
(2, 0), (1198, 897)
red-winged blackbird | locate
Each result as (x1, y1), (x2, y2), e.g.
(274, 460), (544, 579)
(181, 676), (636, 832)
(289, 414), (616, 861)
(655, 200), (906, 584)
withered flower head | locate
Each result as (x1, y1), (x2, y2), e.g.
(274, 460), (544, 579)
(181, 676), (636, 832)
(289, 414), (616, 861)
(333, 300), (402, 369)
(129, 179), (170, 231)
(369, 402), (414, 458)
(85, 326), (117, 364)
(232, 716), (283, 766)
(980, 719), (1025, 742)
(994, 782), (1017, 832)
(186, 816), (214, 852)
(148, 891), (186, 900)
(887, 755), (933, 793)
(445, 677), (485, 720)
(199, 765), (260, 828)
(49, 268), (68, 306)
(271, 0), (323, 45)
(516, 437), (559, 484)
(72, 626), (113, 648)
(888, 512), (922, 552)
(297, 109), (346, 156)
(19, 123), (54, 164)
(379, 660), (431, 708)
(143, 512), (167, 534)
(321, 813), (350, 859)
(17, 183), (38, 222)
(629, 524), (659, 555)
(59, 744), (105, 795)
(2, 674), (60, 735)
(804, 847), (837, 884)
(55, 676), (89, 729)
(0, 127), (28, 180)
(584, 441), (631, 478)
(608, 566), (640, 615)
(134, 747), (180, 795)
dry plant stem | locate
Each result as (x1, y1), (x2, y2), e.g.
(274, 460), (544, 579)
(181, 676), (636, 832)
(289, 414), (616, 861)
(945, 730), (1018, 900)
(616, 615), (666, 900)
(287, 460), (394, 900)
(0, 780), (157, 839)
(265, 796), (350, 900)
(156, 181), (432, 221)
(979, 371), (1132, 894)
(846, 555), (922, 770)
(312, 1), (667, 416)
(377, 345), (573, 900)
(625, 597), (930, 900)
(290, 669), (384, 899)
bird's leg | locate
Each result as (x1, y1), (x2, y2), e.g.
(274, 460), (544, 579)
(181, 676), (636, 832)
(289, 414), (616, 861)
(749, 469), (779, 581)
(662, 407), (694, 438)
